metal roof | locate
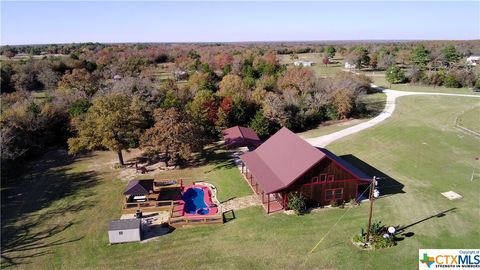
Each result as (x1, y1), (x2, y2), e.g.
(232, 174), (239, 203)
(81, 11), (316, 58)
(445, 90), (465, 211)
(240, 127), (371, 194)
(108, 219), (141, 231)
(123, 179), (154, 195)
(222, 126), (262, 148)
(241, 127), (325, 193)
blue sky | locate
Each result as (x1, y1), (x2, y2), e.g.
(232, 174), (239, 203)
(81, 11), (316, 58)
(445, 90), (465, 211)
(1, 1), (479, 45)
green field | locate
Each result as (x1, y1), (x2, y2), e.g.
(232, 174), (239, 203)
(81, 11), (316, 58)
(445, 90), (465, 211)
(2, 95), (480, 269)
(278, 53), (344, 78)
(456, 106), (480, 134)
(280, 53), (479, 96)
(370, 73), (479, 95)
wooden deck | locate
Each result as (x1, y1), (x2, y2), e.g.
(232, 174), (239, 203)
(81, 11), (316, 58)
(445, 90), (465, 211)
(121, 179), (225, 226)
(169, 214), (224, 228)
(122, 200), (176, 214)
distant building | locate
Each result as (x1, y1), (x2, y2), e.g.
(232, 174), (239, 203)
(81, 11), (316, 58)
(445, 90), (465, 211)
(222, 126), (262, 149)
(172, 70), (188, 80)
(466, 56), (480, 66)
(113, 75), (123, 80)
(344, 62), (357, 69)
(293, 61), (314, 67)
(108, 219), (141, 244)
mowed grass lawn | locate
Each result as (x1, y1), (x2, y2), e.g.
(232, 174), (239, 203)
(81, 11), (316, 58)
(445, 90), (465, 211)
(278, 52), (344, 78)
(371, 75), (479, 95)
(2, 96), (480, 269)
(457, 106), (480, 134)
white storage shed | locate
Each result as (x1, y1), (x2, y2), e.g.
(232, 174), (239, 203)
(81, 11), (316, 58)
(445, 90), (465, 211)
(108, 219), (141, 244)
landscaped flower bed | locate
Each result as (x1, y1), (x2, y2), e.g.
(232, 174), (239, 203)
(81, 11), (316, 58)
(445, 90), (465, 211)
(352, 221), (397, 250)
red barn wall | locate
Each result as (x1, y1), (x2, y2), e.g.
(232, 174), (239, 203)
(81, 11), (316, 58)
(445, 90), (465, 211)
(286, 158), (359, 205)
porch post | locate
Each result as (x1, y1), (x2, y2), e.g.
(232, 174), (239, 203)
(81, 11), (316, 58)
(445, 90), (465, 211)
(283, 192), (287, 209)
(267, 193), (270, 213)
(355, 181), (359, 202)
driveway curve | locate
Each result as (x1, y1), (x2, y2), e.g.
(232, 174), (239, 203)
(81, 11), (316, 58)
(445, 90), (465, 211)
(305, 86), (480, 147)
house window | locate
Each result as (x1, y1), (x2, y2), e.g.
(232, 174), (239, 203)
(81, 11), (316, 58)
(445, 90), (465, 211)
(319, 174), (327, 182)
(325, 188), (344, 201)
(118, 231), (123, 235)
(334, 189), (343, 200)
(327, 175), (335, 181)
(311, 176), (319, 183)
(325, 189), (334, 201)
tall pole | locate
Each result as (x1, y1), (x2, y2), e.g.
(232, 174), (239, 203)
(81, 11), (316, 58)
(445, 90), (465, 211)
(471, 157), (479, 182)
(365, 176), (376, 245)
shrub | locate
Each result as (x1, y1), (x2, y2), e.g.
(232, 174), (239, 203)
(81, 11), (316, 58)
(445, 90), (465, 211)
(427, 71), (445, 86)
(353, 234), (364, 243)
(385, 65), (406, 84)
(330, 200), (340, 207)
(354, 220), (397, 249)
(325, 104), (339, 120)
(369, 220), (383, 235)
(406, 67), (425, 84)
(287, 192), (307, 215)
(475, 79), (480, 89)
(371, 234), (396, 249)
(349, 198), (358, 206)
(444, 74), (461, 88)
(453, 69), (476, 88)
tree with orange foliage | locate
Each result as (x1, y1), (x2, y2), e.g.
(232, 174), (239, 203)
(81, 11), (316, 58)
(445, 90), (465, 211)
(277, 67), (315, 93)
(58, 68), (100, 97)
(218, 74), (246, 99)
(331, 89), (355, 119)
(141, 108), (206, 166)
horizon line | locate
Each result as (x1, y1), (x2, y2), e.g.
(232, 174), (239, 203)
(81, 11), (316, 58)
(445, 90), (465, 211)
(3, 38), (480, 46)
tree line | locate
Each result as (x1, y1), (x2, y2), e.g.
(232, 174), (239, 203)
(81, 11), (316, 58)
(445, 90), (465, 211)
(1, 41), (478, 171)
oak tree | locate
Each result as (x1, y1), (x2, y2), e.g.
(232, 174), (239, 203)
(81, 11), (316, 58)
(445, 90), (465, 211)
(140, 108), (206, 166)
(68, 93), (147, 165)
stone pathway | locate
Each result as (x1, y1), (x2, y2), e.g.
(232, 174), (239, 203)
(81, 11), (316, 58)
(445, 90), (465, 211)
(221, 194), (261, 212)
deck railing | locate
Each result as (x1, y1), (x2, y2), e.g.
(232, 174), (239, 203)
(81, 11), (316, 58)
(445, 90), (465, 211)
(122, 200), (175, 214)
(169, 214), (223, 227)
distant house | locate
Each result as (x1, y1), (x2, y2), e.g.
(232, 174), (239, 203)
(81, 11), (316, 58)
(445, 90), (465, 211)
(172, 70), (188, 80)
(113, 74), (122, 80)
(344, 62), (357, 69)
(108, 219), (141, 244)
(466, 56), (480, 66)
(222, 126), (262, 149)
(293, 61), (314, 67)
(240, 127), (372, 213)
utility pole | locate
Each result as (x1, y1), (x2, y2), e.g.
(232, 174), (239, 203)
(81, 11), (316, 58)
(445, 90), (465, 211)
(471, 157), (479, 182)
(365, 176), (376, 246)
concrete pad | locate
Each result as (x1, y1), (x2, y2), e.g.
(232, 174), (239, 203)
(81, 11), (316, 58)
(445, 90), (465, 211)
(441, 191), (463, 200)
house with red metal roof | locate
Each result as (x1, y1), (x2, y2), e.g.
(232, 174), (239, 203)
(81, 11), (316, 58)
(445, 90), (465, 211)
(240, 127), (372, 213)
(222, 126), (262, 149)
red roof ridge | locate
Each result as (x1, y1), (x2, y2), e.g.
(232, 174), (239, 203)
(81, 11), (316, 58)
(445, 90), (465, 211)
(237, 126), (245, 139)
